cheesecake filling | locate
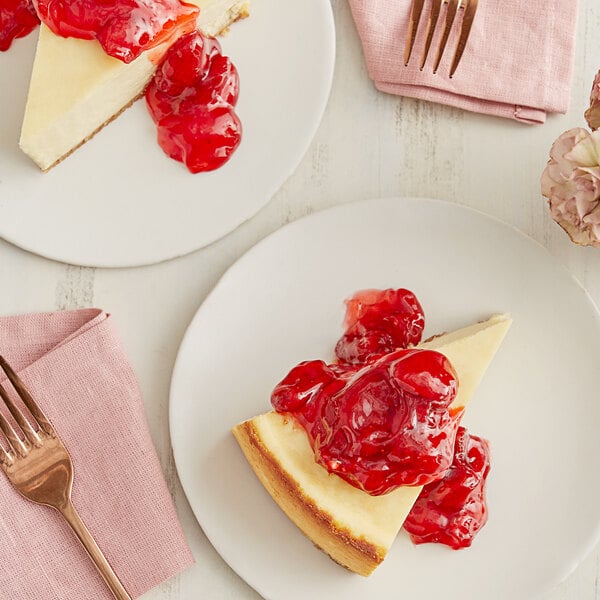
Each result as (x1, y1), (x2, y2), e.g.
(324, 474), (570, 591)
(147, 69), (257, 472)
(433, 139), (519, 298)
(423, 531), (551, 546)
(249, 412), (423, 554)
(19, 26), (160, 171)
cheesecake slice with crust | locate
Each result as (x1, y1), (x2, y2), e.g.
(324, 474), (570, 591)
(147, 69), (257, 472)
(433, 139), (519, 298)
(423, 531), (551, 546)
(232, 314), (512, 576)
(19, 0), (249, 171)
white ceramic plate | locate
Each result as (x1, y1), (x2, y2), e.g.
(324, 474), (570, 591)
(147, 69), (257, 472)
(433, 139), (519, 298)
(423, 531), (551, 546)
(0, 0), (334, 267)
(170, 198), (600, 600)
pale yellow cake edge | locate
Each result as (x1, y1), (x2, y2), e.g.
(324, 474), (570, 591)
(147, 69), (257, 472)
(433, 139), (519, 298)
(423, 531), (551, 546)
(232, 415), (387, 577)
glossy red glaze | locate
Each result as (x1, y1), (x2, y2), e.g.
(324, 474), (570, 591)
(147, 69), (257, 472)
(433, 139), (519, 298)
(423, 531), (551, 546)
(404, 426), (491, 549)
(272, 348), (462, 495)
(33, 0), (199, 63)
(0, 0), (39, 51)
(146, 31), (242, 173)
(335, 288), (425, 365)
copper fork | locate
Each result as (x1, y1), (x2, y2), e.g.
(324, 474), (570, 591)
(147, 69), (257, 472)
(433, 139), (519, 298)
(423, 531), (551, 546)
(0, 356), (131, 600)
(404, 0), (479, 77)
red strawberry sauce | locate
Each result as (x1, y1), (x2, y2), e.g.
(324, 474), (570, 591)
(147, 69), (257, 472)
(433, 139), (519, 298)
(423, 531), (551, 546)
(34, 0), (199, 63)
(145, 31), (242, 173)
(0, 0), (39, 51)
(335, 288), (425, 365)
(404, 426), (491, 549)
(272, 349), (462, 495)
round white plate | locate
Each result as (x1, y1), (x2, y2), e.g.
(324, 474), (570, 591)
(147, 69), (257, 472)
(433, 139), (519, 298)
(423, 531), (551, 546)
(170, 198), (600, 600)
(0, 0), (334, 267)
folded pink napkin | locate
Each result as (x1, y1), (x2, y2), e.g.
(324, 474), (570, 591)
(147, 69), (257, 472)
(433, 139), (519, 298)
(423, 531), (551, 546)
(348, 0), (579, 123)
(0, 309), (193, 599)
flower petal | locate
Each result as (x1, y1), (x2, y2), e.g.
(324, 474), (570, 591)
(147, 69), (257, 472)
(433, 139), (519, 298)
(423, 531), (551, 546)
(585, 70), (600, 131)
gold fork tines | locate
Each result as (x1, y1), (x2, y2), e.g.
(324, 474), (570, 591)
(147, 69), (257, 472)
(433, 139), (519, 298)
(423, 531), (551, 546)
(404, 0), (426, 66)
(450, 0), (478, 77)
(404, 0), (479, 78)
(0, 356), (131, 600)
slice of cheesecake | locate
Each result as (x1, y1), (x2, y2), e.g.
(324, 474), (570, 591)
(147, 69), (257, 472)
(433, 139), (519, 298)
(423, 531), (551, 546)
(19, 0), (249, 171)
(232, 314), (512, 576)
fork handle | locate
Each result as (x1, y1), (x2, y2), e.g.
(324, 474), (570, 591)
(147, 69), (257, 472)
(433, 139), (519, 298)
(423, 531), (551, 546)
(59, 501), (132, 600)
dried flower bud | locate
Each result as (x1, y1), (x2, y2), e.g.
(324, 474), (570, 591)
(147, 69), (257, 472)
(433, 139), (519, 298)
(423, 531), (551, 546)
(541, 128), (600, 247)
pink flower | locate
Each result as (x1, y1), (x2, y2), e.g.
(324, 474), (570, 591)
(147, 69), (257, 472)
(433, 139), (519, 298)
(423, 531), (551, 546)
(541, 128), (600, 247)
(585, 70), (600, 131)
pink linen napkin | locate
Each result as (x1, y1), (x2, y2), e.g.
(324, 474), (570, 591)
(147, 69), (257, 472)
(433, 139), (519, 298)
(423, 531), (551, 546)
(0, 309), (194, 599)
(348, 0), (579, 123)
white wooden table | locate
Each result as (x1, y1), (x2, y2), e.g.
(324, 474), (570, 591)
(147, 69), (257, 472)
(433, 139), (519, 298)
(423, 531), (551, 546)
(1, 1), (599, 598)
